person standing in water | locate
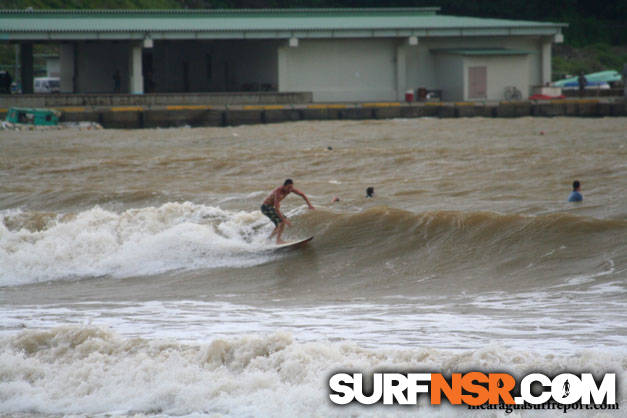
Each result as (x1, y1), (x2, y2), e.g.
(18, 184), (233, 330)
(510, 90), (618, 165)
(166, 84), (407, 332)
(577, 72), (587, 97)
(568, 180), (583, 202)
(261, 179), (314, 244)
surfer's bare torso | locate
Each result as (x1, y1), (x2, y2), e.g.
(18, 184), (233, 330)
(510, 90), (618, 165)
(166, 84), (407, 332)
(260, 181), (314, 244)
(263, 186), (292, 208)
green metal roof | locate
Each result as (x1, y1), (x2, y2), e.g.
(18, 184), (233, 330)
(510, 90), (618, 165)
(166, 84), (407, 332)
(432, 48), (532, 56)
(0, 8), (567, 41)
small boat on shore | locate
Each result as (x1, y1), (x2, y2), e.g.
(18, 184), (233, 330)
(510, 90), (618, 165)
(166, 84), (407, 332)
(5, 107), (60, 126)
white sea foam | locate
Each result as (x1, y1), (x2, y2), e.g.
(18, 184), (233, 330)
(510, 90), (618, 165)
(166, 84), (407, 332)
(2, 299), (625, 356)
(0, 202), (277, 286)
(0, 326), (624, 417)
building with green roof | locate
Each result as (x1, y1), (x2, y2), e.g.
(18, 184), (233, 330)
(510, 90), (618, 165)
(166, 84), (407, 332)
(0, 8), (566, 101)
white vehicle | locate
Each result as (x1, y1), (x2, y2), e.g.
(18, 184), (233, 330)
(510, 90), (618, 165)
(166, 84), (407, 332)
(34, 77), (60, 93)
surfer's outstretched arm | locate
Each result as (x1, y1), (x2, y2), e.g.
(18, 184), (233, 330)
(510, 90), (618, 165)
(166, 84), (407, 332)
(292, 188), (315, 210)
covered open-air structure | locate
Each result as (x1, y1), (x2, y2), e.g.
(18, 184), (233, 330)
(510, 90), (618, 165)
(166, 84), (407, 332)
(0, 8), (566, 102)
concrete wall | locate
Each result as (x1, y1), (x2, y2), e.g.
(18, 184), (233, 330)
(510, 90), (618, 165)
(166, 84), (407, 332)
(279, 38), (397, 102)
(46, 58), (60, 78)
(2, 99), (625, 129)
(429, 53), (529, 101)
(405, 36), (543, 101)
(0, 92), (312, 108)
(464, 55), (529, 101)
(406, 43), (436, 95)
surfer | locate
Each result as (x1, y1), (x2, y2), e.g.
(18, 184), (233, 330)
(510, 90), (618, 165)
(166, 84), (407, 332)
(261, 179), (314, 244)
(568, 180), (582, 202)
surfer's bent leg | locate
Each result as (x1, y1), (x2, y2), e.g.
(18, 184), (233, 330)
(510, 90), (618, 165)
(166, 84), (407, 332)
(274, 222), (286, 244)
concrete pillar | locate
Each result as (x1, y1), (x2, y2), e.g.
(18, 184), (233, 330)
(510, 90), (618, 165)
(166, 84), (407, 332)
(396, 44), (407, 101)
(129, 43), (143, 94)
(20, 43), (33, 94)
(14, 45), (19, 86)
(60, 43), (75, 93)
(277, 46), (288, 93)
(541, 39), (552, 86)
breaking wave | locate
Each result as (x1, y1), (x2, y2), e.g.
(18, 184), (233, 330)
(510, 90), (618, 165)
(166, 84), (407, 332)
(0, 326), (624, 416)
(0, 202), (276, 286)
(1, 203), (624, 287)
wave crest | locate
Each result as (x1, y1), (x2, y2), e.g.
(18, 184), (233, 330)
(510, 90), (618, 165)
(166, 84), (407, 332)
(2, 204), (624, 287)
(0, 202), (275, 286)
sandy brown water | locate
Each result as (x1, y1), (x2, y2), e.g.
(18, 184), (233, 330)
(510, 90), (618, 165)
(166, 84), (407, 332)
(2, 117), (625, 216)
(0, 117), (626, 416)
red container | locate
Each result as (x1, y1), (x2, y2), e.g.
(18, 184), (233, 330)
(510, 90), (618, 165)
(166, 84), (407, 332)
(404, 90), (414, 102)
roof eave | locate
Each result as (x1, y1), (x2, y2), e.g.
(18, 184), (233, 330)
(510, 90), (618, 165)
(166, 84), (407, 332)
(0, 25), (566, 41)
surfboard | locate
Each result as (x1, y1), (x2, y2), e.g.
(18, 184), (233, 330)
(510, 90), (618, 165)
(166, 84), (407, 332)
(273, 236), (313, 250)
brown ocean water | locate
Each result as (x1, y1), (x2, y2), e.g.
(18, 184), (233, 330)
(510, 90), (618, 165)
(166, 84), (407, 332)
(0, 117), (625, 416)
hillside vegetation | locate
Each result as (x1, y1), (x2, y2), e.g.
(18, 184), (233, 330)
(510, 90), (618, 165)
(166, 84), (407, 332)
(1, 0), (625, 80)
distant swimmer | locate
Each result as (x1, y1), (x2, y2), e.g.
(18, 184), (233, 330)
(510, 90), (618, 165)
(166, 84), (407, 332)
(261, 179), (315, 244)
(366, 187), (374, 198)
(568, 180), (583, 202)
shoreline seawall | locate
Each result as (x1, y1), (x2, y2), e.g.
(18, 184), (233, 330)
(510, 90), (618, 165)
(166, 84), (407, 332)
(1, 98), (625, 129)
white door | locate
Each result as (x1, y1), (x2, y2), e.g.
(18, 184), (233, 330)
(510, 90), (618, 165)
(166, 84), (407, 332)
(468, 66), (487, 99)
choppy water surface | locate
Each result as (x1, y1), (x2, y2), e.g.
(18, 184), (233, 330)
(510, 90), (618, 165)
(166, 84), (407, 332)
(1, 117), (626, 416)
